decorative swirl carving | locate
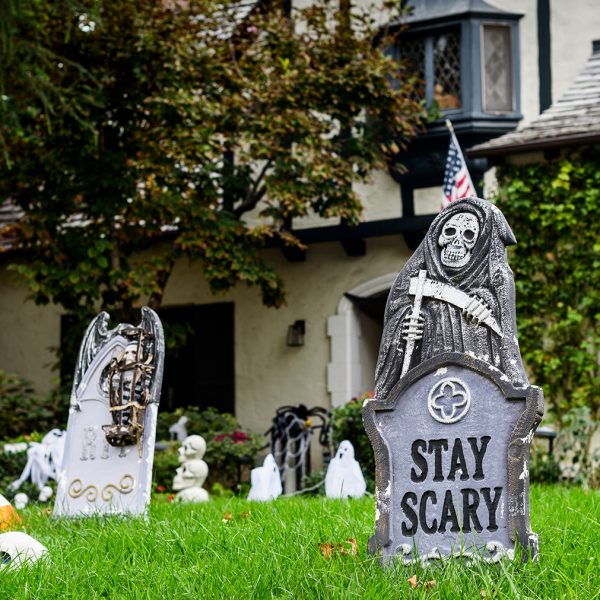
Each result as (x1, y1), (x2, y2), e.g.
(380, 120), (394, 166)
(102, 475), (135, 501)
(397, 541), (514, 567)
(68, 478), (98, 501)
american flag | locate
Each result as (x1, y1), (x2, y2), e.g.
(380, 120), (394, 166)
(442, 123), (476, 208)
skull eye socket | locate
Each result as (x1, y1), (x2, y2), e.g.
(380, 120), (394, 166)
(0, 552), (11, 565)
(444, 227), (457, 237)
(463, 229), (475, 241)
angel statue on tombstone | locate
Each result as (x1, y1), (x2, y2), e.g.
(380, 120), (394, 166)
(375, 197), (528, 400)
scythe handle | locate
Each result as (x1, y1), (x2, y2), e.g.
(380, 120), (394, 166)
(400, 269), (427, 378)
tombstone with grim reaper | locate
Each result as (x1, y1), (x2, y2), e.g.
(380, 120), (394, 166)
(375, 196), (528, 397)
(364, 197), (543, 566)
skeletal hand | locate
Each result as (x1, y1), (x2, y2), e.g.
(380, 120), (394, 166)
(463, 295), (492, 325)
(401, 312), (425, 342)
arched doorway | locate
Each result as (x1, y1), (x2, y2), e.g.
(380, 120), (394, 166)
(327, 273), (397, 407)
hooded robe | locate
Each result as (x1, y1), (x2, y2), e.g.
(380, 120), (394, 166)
(374, 197), (528, 399)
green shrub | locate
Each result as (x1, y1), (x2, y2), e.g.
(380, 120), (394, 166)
(154, 407), (264, 492)
(330, 393), (375, 491)
(0, 371), (69, 439)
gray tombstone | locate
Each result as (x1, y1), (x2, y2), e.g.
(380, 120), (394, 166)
(364, 197), (543, 565)
(54, 307), (164, 517)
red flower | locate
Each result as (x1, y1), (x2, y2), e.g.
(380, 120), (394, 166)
(155, 485), (166, 493)
(167, 494), (175, 502)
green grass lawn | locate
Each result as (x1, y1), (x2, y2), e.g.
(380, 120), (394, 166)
(1, 485), (598, 599)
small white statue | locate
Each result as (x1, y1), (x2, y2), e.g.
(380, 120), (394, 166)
(0, 532), (48, 570)
(173, 434), (209, 503)
(13, 493), (28, 510)
(178, 435), (207, 463)
(247, 454), (282, 502)
(169, 416), (189, 442)
(9, 429), (65, 492)
(325, 440), (366, 499)
(38, 486), (53, 503)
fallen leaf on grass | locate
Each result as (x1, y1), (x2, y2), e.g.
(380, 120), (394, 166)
(319, 543), (335, 560)
(480, 589), (496, 598)
(407, 575), (418, 588)
(222, 511), (251, 524)
(423, 580), (436, 590)
(347, 538), (358, 556)
(319, 538), (358, 560)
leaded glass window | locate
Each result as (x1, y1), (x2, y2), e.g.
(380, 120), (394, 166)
(397, 36), (425, 99)
(433, 30), (461, 109)
(482, 24), (514, 113)
(396, 28), (461, 110)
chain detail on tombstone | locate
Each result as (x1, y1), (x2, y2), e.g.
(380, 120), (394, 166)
(54, 307), (164, 517)
(364, 197), (544, 565)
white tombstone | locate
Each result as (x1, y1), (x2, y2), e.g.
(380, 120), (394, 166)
(0, 532), (47, 570)
(247, 454), (282, 501)
(325, 440), (367, 499)
(54, 308), (164, 517)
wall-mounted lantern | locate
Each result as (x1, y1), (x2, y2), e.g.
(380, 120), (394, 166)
(287, 320), (305, 347)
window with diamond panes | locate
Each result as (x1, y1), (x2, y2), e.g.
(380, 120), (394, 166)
(482, 24), (513, 113)
(397, 36), (425, 99)
(433, 30), (461, 110)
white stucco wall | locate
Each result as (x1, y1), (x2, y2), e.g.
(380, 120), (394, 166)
(0, 265), (62, 394)
(0, 235), (411, 435)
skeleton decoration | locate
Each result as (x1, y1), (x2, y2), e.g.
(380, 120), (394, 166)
(173, 435), (209, 503)
(13, 494), (28, 511)
(365, 197), (543, 566)
(9, 429), (65, 492)
(38, 486), (53, 503)
(0, 532), (48, 570)
(247, 454), (283, 502)
(54, 308), (164, 517)
(325, 441), (366, 499)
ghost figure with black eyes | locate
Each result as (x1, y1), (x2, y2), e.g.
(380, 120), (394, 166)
(0, 532), (47, 570)
(173, 458), (209, 503)
(325, 441), (367, 499)
(247, 454), (282, 501)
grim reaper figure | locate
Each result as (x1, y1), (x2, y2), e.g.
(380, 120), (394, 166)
(375, 197), (528, 399)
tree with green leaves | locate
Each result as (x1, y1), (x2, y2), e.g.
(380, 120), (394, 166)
(0, 0), (426, 322)
(495, 147), (600, 480)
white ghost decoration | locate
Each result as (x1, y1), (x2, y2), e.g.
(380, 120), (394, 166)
(13, 493), (28, 510)
(247, 454), (282, 502)
(325, 440), (366, 499)
(0, 532), (48, 570)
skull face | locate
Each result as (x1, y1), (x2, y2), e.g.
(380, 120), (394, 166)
(0, 532), (47, 571)
(178, 435), (206, 463)
(438, 212), (480, 268)
(173, 459), (208, 491)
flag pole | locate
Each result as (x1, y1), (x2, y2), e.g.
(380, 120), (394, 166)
(445, 119), (465, 163)
(445, 119), (475, 195)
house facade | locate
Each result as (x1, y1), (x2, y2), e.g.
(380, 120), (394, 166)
(1, 0), (599, 444)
